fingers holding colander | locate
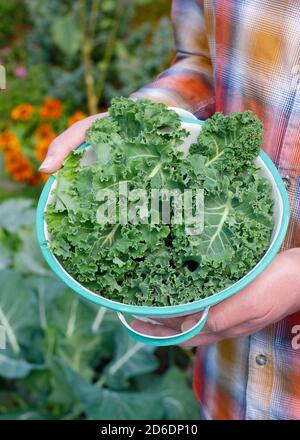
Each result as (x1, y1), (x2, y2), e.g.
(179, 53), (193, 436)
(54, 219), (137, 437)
(145, 312), (204, 332)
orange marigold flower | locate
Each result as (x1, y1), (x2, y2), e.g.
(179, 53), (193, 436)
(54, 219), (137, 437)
(0, 134), (5, 149)
(35, 123), (54, 139)
(40, 98), (63, 120)
(34, 123), (56, 161)
(67, 111), (87, 127)
(10, 103), (35, 121)
(4, 155), (34, 182)
(28, 173), (43, 186)
(39, 173), (49, 183)
(0, 130), (20, 153)
(3, 150), (21, 162)
(0, 131), (42, 186)
(35, 135), (56, 162)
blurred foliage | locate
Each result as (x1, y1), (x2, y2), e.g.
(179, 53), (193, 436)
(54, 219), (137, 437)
(0, 98), (86, 186)
(25, 0), (173, 112)
(1, 0), (173, 114)
(0, 1), (29, 44)
(0, 0), (198, 421)
(0, 0), (173, 184)
(0, 199), (197, 420)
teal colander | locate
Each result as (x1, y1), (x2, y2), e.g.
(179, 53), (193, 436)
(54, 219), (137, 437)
(36, 109), (290, 346)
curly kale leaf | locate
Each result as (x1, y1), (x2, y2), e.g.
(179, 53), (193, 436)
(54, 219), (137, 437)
(189, 110), (263, 174)
(46, 98), (273, 306)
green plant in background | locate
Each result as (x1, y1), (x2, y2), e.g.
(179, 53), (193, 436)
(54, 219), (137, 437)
(0, 0), (173, 183)
(25, 0), (173, 113)
(0, 1), (29, 46)
(0, 198), (198, 420)
(0, 0), (172, 118)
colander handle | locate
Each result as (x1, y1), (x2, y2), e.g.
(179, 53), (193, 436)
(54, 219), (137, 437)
(117, 307), (210, 346)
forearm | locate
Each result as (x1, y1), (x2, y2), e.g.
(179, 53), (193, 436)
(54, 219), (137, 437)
(131, 0), (215, 119)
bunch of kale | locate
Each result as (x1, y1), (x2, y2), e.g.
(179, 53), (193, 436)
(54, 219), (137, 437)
(46, 98), (273, 306)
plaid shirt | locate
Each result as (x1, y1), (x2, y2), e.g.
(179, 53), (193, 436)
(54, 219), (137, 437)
(132, 0), (300, 420)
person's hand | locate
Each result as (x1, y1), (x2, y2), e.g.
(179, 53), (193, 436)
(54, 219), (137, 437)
(131, 248), (300, 347)
(39, 112), (108, 173)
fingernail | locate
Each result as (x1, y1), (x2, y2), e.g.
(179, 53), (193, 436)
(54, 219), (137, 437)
(181, 319), (198, 332)
(39, 157), (53, 172)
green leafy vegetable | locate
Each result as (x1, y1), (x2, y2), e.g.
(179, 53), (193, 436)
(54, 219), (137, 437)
(0, 198), (198, 420)
(0, 354), (44, 379)
(46, 97), (273, 306)
(59, 360), (198, 420)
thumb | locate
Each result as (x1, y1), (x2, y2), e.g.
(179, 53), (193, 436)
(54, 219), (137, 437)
(39, 112), (107, 173)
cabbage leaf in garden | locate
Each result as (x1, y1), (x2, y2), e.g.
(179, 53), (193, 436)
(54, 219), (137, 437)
(46, 98), (273, 306)
(0, 198), (197, 420)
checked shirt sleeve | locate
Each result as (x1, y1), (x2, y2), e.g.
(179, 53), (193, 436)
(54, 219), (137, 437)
(131, 0), (215, 119)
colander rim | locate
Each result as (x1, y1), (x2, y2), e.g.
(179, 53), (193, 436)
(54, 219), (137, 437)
(36, 117), (290, 316)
